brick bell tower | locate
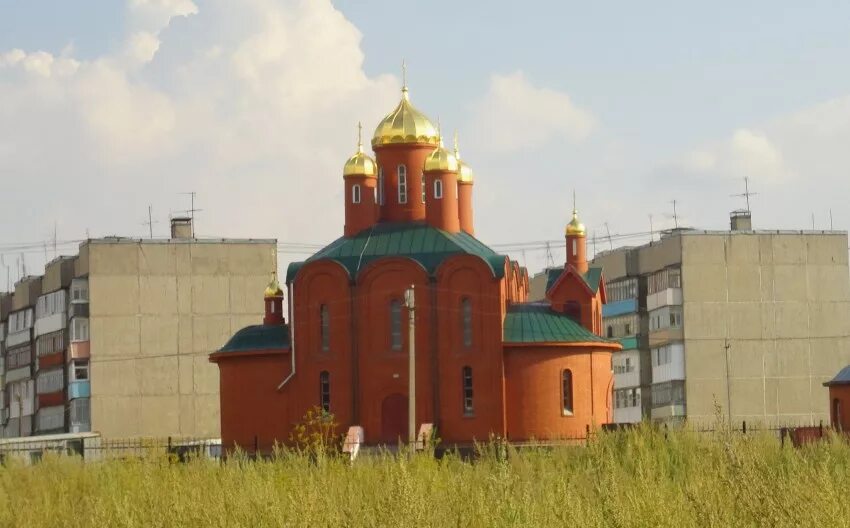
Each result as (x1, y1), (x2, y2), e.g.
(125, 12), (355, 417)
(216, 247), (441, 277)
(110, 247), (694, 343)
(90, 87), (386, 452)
(423, 130), (460, 233)
(263, 272), (285, 326)
(343, 123), (378, 237)
(565, 194), (588, 274)
(454, 133), (475, 235)
(371, 64), (439, 224)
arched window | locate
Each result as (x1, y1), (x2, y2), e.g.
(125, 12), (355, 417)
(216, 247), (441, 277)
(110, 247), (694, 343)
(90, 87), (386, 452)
(319, 371), (330, 412)
(377, 167), (384, 205)
(421, 176), (426, 203)
(462, 366), (474, 415)
(606, 325), (613, 338)
(352, 184), (361, 204)
(434, 179), (443, 199)
(397, 165), (408, 204)
(562, 370), (573, 415)
(320, 304), (329, 352)
(390, 300), (402, 351)
(572, 239), (577, 256)
(461, 298), (472, 348)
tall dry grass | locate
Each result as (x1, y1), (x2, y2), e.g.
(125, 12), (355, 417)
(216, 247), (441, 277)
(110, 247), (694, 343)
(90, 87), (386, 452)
(1, 425), (849, 527)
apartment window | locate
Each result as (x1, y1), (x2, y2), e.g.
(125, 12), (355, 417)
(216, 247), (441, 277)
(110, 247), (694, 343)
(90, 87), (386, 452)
(377, 167), (385, 205)
(461, 298), (472, 348)
(397, 165), (408, 204)
(390, 300), (402, 351)
(70, 398), (90, 425)
(7, 345), (32, 370)
(462, 366), (474, 415)
(606, 326), (613, 338)
(562, 370), (573, 415)
(352, 184), (361, 204)
(71, 280), (89, 303)
(319, 371), (330, 412)
(320, 304), (330, 352)
(648, 267), (682, 295)
(434, 179), (443, 199)
(36, 369), (64, 394)
(71, 318), (89, 342)
(72, 361), (89, 381)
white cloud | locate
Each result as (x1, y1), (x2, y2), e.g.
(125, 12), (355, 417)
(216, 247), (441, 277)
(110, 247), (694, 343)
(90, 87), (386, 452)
(469, 71), (596, 153)
(0, 0), (401, 278)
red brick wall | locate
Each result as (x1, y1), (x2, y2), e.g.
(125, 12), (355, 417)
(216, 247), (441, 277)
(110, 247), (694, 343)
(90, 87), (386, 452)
(828, 385), (850, 431)
(503, 345), (613, 441)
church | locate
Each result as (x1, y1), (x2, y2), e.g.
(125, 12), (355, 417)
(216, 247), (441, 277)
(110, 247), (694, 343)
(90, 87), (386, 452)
(210, 81), (621, 451)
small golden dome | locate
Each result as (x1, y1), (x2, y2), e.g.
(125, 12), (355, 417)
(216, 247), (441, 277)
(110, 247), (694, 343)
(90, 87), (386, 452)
(566, 210), (586, 237)
(343, 123), (377, 178)
(372, 86), (439, 147)
(424, 136), (458, 172)
(264, 272), (283, 298)
(454, 134), (474, 183)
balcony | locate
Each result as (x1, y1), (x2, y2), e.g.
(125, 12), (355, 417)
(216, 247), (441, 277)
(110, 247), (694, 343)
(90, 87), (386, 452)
(38, 391), (64, 408)
(5, 366), (31, 383)
(68, 341), (90, 361)
(614, 405), (643, 424)
(68, 380), (91, 400)
(646, 288), (682, 311)
(603, 298), (638, 318)
(68, 303), (89, 320)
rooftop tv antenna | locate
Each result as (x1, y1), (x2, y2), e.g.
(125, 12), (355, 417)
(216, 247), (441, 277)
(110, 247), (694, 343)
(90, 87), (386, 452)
(649, 214), (655, 242)
(604, 222), (613, 250)
(178, 192), (202, 237)
(142, 205), (159, 239)
(670, 199), (680, 229)
(730, 176), (758, 212)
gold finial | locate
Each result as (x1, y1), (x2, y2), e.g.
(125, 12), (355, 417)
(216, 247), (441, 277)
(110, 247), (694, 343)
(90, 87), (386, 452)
(572, 189), (577, 215)
(453, 131), (460, 159)
(264, 270), (283, 298)
(357, 121), (363, 153)
(566, 190), (586, 236)
(437, 117), (443, 146)
(401, 59), (409, 100)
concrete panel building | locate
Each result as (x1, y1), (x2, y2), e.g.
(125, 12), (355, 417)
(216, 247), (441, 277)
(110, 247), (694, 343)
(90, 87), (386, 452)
(584, 211), (850, 426)
(1, 219), (275, 439)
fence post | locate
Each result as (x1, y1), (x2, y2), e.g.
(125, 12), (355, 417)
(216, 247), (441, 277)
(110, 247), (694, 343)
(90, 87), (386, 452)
(585, 424), (590, 446)
(819, 420), (824, 438)
(742, 420), (747, 434)
(780, 427), (786, 447)
(167, 436), (172, 453)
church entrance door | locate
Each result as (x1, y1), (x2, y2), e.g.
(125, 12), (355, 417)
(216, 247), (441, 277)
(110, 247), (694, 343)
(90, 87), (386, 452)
(380, 393), (408, 444)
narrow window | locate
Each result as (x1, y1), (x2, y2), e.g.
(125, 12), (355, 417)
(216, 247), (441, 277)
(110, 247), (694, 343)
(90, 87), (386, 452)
(377, 167), (384, 205)
(421, 176), (426, 203)
(461, 298), (472, 348)
(320, 304), (330, 352)
(462, 366), (474, 415)
(572, 239), (577, 256)
(397, 165), (408, 204)
(606, 325), (613, 338)
(562, 370), (573, 415)
(390, 300), (402, 351)
(434, 179), (443, 199)
(319, 371), (330, 412)
(352, 184), (361, 204)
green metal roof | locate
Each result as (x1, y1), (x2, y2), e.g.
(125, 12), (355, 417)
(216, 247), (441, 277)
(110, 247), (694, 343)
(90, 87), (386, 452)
(545, 265), (603, 294)
(503, 303), (613, 344)
(286, 223), (507, 283)
(218, 324), (290, 353)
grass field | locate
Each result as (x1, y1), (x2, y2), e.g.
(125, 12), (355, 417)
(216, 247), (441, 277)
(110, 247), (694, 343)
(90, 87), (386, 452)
(0, 425), (848, 527)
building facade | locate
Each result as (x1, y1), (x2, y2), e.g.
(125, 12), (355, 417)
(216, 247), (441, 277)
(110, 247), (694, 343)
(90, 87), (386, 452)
(0, 220), (275, 439)
(585, 212), (850, 425)
(211, 84), (620, 451)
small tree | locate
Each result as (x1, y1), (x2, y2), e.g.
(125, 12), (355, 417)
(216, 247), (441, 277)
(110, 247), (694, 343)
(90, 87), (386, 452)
(289, 406), (341, 458)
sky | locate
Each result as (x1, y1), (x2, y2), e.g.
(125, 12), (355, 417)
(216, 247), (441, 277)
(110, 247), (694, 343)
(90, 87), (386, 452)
(1, 0), (850, 285)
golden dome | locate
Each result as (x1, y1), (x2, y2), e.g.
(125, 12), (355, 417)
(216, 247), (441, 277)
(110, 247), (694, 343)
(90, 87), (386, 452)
(343, 123), (377, 178)
(372, 86), (439, 147)
(264, 272), (283, 298)
(424, 136), (458, 172)
(566, 210), (586, 237)
(454, 133), (474, 183)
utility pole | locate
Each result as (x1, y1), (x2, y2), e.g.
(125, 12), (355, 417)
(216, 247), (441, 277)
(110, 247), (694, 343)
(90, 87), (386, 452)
(724, 339), (732, 427)
(404, 285), (416, 446)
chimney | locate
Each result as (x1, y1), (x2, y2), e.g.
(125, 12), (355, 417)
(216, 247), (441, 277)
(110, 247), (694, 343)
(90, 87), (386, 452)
(730, 209), (752, 231)
(170, 217), (193, 239)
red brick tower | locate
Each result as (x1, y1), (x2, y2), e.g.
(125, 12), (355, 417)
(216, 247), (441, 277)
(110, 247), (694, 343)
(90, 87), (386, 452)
(263, 272), (285, 325)
(423, 133), (460, 233)
(566, 196), (588, 274)
(343, 123), (378, 236)
(371, 71), (439, 224)
(455, 134), (475, 235)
